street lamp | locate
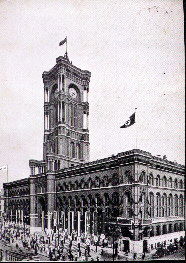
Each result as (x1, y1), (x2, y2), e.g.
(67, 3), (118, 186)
(107, 220), (121, 261)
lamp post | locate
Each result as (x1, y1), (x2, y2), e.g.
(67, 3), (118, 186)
(106, 220), (121, 261)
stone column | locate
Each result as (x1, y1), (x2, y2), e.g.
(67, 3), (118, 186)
(21, 210), (24, 226)
(47, 171), (56, 230)
(30, 177), (38, 233)
(71, 211), (74, 231)
(68, 211), (71, 235)
(85, 211), (87, 236)
(42, 211), (45, 231)
(63, 212), (66, 230)
(15, 210), (18, 224)
(77, 211), (81, 236)
(10, 210), (12, 223)
(47, 212), (51, 232)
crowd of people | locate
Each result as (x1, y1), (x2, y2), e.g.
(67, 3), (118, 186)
(0, 222), (118, 261)
(1, 222), (184, 261)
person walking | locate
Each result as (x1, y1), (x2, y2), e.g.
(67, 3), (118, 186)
(94, 235), (98, 252)
(86, 238), (91, 257)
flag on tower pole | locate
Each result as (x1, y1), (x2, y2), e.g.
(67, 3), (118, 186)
(59, 37), (68, 55)
(59, 37), (67, 46)
(0, 165), (8, 171)
(120, 112), (135, 128)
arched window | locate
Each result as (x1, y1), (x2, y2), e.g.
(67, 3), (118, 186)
(156, 175), (160, 187)
(139, 171), (146, 184)
(62, 101), (65, 123)
(112, 173), (119, 186)
(174, 223), (178, 232)
(174, 194), (179, 216)
(156, 225), (161, 236)
(88, 178), (92, 189)
(95, 177), (100, 188)
(156, 193), (161, 217)
(149, 173), (154, 185)
(174, 178), (178, 189)
(149, 192), (154, 217)
(71, 141), (76, 158)
(180, 223), (184, 231)
(50, 84), (58, 102)
(162, 194), (167, 217)
(74, 180), (79, 190)
(150, 226), (154, 237)
(112, 192), (119, 205)
(77, 143), (82, 160)
(168, 177), (172, 188)
(80, 179), (85, 189)
(179, 195), (184, 217)
(162, 176), (167, 187)
(179, 179), (183, 189)
(103, 175), (109, 187)
(168, 224), (173, 233)
(58, 160), (60, 170)
(125, 170), (133, 184)
(168, 194), (173, 216)
(162, 225), (167, 234)
(62, 75), (65, 90)
(104, 193), (110, 206)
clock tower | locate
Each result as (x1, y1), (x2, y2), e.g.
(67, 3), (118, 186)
(42, 53), (91, 170)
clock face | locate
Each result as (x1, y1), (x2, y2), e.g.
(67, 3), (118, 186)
(69, 88), (77, 99)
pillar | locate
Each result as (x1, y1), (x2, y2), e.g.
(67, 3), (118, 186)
(85, 211), (87, 236)
(63, 212), (66, 230)
(47, 212), (51, 232)
(47, 171), (56, 230)
(71, 211), (74, 231)
(21, 210), (24, 225)
(10, 210), (12, 223)
(68, 211), (71, 235)
(42, 211), (45, 231)
(30, 177), (39, 233)
(77, 211), (81, 236)
(15, 210), (17, 224)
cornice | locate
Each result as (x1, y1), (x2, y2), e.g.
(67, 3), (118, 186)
(56, 149), (185, 179)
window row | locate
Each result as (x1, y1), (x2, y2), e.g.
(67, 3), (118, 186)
(140, 171), (184, 189)
(57, 173), (122, 191)
(149, 193), (184, 217)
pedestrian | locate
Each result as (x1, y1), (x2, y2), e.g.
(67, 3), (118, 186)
(49, 249), (53, 261)
(94, 236), (98, 252)
(77, 236), (81, 251)
(133, 252), (137, 260)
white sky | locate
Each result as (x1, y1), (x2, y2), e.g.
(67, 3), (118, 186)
(0, 0), (185, 182)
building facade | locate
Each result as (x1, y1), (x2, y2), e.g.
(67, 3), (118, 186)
(3, 54), (185, 254)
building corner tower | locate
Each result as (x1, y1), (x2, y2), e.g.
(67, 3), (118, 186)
(42, 54), (91, 170)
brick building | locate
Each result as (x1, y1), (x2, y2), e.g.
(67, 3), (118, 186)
(3, 53), (185, 253)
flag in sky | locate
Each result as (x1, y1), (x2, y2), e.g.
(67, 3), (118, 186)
(59, 37), (67, 46)
(120, 112), (135, 128)
(0, 165), (7, 171)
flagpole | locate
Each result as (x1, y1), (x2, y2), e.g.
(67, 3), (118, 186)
(66, 36), (68, 55)
(135, 108), (138, 149)
(7, 165), (8, 183)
